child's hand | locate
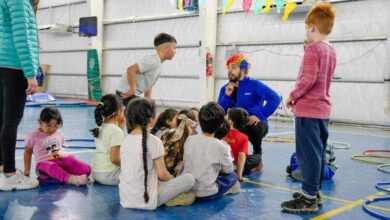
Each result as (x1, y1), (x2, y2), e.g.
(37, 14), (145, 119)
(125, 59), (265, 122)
(225, 83), (235, 96)
(248, 115), (260, 125)
(286, 97), (294, 109)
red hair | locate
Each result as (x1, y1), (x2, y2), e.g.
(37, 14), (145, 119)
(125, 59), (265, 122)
(305, 2), (336, 35)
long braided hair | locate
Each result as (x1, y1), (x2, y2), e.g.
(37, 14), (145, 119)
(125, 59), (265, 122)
(90, 94), (123, 138)
(126, 98), (156, 203)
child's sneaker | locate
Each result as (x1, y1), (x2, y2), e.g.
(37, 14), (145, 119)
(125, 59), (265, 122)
(0, 170), (39, 191)
(69, 174), (89, 186)
(291, 170), (303, 181)
(165, 192), (196, 207)
(293, 192), (323, 207)
(224, 181), (241, 195)
(281, 194), (319, 213)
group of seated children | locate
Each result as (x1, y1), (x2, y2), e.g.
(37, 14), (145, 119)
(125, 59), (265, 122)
(23, 95), (337, 210)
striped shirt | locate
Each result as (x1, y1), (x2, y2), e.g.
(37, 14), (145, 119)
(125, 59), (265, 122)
(290, 41), (337, 119)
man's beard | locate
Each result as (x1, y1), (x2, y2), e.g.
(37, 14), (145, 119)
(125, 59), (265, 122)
(228, 72), (242, 83)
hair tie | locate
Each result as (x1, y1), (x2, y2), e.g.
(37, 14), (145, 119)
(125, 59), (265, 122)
(98, 102), (104, 106)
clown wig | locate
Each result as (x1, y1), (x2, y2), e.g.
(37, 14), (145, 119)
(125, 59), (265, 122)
(225, 53), (250, 71)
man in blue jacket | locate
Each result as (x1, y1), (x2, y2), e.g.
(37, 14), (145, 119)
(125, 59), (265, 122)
(0, 0), (40, 191)
(218, 54), (280, 171)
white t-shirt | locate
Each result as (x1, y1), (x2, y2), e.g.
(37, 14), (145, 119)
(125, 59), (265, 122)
(119, 133), (164, 210)
(183, 133), (234, 197)
(117, 54), (162, 96)
(92, 123), (124, 173)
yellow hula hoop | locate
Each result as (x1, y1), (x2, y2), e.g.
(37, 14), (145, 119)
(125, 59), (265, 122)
(351, 154), (390, 165)
(263, 136), (295, 143)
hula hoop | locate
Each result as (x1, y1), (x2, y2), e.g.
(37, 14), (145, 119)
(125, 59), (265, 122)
(362, 196), (390, 220)
(375, 182), (390, 193)
(333, 141), (350, 149)
(17, 138), (94, 142)
(378, 164), (390, 174)
(263, 136), (295, 143)
(364, 150), (390, 158)
(16, 145), (96, 150)
(351, 154), (390, 165)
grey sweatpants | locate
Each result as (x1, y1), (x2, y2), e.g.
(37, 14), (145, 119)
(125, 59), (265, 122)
(157, 173), (195, 207)
(92, 167), (120, 185)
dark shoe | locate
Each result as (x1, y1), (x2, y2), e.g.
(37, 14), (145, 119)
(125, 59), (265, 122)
(286, 165), (292, 175)
(293, 192), (323, 207)
(281, 194), (319, 213)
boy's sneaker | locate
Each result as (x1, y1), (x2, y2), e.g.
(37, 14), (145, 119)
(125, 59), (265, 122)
(224, 181), (241, 195)
(165, 192), (196, 207)
(293, 192), (323, 207)
(281, 194), (319, 213)
(0, 170), (39, 191)
(291, 170), (303, 181)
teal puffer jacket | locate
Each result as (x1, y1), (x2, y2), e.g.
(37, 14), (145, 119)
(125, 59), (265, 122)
(0, 0), (39, 78)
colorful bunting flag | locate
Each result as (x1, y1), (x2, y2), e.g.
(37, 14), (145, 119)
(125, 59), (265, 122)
(223, 0), (235, 14)
(242, 0), (253, 15)
(275, 0), (286, 13)
(282, 0), (297, 22)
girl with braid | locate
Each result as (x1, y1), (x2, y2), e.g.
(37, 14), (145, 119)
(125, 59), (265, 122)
(119, 98), (195, 210)
(91, 94), (126, 185)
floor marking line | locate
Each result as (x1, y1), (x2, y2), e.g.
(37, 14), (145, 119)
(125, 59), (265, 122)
(244, 179), (352, 204)
(245, 179), (390, 215)
(310, 200), (364, 220)
(15, 150), (94, 160)
(311, 194), (390, 219)
(267, 131), (295, 136)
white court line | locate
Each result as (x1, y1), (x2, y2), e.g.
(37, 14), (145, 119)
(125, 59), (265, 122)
(267, 130), (390, 139)
(15, 150), (94, 160)
(267, 131), (295, 136)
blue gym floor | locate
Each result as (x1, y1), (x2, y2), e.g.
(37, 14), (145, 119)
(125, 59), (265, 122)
(1, 107), (389, 220)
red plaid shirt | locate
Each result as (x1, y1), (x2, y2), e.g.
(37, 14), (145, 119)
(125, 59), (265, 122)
(290, 41), (337, 119)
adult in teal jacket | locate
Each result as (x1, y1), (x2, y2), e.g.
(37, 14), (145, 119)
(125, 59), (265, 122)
(0, 0), (39, 191)
(218, 54), (281, 169)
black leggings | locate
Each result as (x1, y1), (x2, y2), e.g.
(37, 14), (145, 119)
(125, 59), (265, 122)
(0, 68), (28, 173)
(240, 121), (268, 156)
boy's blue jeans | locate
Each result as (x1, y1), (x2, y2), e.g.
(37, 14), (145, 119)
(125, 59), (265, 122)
(295, 117), (329, 197)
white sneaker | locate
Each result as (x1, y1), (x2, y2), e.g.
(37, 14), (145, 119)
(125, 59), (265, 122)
(0, 170), (39, 191)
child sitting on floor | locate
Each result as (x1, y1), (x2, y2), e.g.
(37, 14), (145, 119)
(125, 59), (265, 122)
(91, 94), (126, 185)
(119, 98), (195, 210)
(24, 107), (91, 186)
(286, 140), (338, 181)
(150, 108), (178, 138)
(183, 102), (240, 201)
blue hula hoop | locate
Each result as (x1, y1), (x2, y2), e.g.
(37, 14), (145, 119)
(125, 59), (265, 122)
(362, 196), (390, 220)
(375, 182), (390, 193)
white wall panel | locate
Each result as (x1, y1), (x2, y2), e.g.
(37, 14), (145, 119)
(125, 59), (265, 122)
(39, 0), (86, 9)
(104, 18), (200, 48)
(104, 0), (178, 20)
(40, 52), (87, 74)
